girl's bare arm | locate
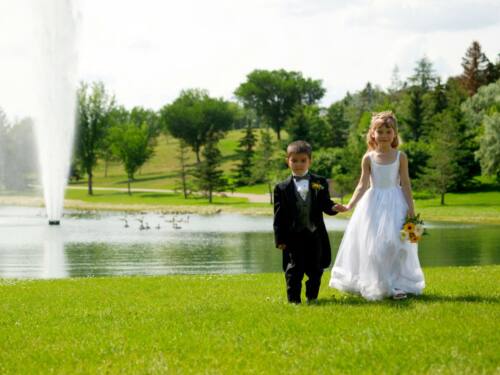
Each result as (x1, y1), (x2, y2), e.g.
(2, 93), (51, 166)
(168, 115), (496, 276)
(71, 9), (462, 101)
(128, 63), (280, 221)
(346, 154), (371, 210)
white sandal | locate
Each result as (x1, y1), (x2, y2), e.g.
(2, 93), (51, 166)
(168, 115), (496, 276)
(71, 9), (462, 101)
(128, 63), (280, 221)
(392, 288), (407, 300)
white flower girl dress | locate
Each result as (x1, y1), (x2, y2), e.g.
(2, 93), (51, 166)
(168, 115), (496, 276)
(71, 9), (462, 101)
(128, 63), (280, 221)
(329, 151), (425, 300)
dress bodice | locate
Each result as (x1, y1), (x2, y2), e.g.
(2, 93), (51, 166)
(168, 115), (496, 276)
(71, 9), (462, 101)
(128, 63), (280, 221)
(369, 151), (401, 189)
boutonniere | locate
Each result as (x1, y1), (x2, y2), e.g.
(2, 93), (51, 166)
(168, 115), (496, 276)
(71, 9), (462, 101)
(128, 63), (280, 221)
(311, 182), (324, 191)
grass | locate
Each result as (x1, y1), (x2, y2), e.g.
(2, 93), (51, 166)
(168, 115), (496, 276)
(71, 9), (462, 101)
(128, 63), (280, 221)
(62, 188), (500, 223)
(80, 130), (275, 191)
(64, 187), (271, 214)
(0, 266), (498, 374)
(415, 191), (500, 224)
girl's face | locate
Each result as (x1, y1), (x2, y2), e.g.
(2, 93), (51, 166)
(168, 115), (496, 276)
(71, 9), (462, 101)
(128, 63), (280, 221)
(372, 125), (395, 146)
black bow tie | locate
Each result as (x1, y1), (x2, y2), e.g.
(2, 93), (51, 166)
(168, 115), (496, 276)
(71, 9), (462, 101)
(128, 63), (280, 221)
(293, 174), (310, 182)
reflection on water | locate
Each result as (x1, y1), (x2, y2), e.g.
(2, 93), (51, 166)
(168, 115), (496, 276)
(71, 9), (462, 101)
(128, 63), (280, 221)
(0, 206), (499, 278)
(42, 228), (67, 278)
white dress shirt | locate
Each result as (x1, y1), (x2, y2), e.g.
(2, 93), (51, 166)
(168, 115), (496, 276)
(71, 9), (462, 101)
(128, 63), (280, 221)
(293, 171), (310, 201)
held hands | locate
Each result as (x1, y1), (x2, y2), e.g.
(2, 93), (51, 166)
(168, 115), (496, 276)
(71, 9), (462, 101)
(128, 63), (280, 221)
(277, 244), (287, 251)
(334, 203), (352, 213)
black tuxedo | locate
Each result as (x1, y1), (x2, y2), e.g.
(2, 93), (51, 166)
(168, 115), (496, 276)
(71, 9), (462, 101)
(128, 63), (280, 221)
(273, 173), (338, 303)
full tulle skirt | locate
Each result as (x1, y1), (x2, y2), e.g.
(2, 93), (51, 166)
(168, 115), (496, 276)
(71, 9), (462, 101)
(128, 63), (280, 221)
(329, 186), (425, 301)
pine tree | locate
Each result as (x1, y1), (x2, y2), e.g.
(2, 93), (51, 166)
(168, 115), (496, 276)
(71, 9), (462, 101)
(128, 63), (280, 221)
(430, 78), (448, 115)
(460, 41), (490, 96)
(409, 57), (437, 91)
(234, 119), (257, 186)
(420, 111), (463, 205)
(404, 86), (427, 141)
(195, 134), (226, 203)
(326, 102), (350, 148)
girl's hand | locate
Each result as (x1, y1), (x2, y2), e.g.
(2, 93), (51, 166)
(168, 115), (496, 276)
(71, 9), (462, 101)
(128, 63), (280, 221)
(277, 244), (287, 250)
(334, 204), (349, 212)
(407, 209), (415, 218)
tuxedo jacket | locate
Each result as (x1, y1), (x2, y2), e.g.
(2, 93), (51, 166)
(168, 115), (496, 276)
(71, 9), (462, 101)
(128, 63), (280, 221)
(273, 173), (338, 270)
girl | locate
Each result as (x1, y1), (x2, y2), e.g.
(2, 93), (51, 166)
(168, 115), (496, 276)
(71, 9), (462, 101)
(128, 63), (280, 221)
(330, 111), (425, 301)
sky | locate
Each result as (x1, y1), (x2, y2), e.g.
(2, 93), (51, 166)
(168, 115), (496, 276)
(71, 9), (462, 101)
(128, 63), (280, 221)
(0, 0), (499, 120)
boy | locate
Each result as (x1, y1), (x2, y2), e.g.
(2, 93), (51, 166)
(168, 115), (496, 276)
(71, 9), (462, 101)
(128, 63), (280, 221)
(273, 140), (340, 304)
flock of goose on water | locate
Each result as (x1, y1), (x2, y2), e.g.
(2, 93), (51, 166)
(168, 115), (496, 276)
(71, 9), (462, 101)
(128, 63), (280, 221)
(120, 213), (190, 231)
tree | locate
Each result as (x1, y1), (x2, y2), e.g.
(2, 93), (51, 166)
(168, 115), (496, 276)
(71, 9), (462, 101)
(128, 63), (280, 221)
(195, 134), (226, 203)
(399, 141), (431, 180)
(310, 148), (337, 178)
(477, 113), (500, 179)
(285, 105), (331, 148)
(460, 41), (490, 96)
(0, 113), (37, 191)
(329, 148), (359, 203)
(326, 102), (350, 147)
(0, 109), (8, 189)
(103, 105), (128, 177)
(160, 89), (234, 163)
(76, 81), (115, 195)
(108, 122), (155, 195)
(401, 86), (427, 141)
(235, 69), (325, 140)
(462, 79), (500, 179)
(176, 140), (192, 199)
(234, 119), (257, 186)
(463, 80), (500, 179)
(389, 65), (404, 94)
(419, 111), (463, 205)
(409, 57), (437, 91)
(485, 54), (500, 84)
(252, 128), (286, 204)
(430, 78), (448, 115)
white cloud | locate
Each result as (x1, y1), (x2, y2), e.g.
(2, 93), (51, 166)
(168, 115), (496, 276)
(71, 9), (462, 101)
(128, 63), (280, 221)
(0, 0), (499, 119)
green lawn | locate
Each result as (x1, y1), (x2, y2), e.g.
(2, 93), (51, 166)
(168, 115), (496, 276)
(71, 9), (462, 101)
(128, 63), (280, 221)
(64, 188), (271, 213)
(63, 187), (500, 223)
(415, 191), (500, 224)
(77, 130), (279, 191)
(0, 266), (498, 374)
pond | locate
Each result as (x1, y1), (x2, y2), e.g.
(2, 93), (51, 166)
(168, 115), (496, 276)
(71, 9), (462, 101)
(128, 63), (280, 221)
(0, 206), (499, 278)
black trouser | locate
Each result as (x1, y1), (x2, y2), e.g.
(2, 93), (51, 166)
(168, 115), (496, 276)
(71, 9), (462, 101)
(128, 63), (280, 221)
(284, 229), (323, 303)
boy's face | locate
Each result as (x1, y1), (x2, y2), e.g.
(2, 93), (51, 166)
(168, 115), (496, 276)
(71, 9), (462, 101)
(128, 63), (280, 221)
(287, 152), (311, 176)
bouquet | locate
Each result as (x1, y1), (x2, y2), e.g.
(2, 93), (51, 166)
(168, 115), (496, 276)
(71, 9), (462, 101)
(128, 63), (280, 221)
(400, 213), (426, 244)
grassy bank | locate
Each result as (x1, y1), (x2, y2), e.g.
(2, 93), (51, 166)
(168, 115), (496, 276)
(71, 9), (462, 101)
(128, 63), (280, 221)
(1, 266), (499, 374)
(2, 188), (499, 222)
(61, 189), (500, 224)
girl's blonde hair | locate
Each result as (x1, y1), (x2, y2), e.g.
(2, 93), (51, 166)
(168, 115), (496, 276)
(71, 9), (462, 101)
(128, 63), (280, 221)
(366, 111), (400, 150)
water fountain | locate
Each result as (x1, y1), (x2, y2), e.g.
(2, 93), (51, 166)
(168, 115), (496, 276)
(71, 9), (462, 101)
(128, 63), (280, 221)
(32, 0), (79, 225)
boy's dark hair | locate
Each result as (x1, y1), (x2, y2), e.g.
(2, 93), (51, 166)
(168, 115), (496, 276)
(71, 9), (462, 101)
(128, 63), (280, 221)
(287, 140), (312, 158)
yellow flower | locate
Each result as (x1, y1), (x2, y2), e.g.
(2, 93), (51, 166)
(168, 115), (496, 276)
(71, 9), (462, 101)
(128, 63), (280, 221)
(409, 232), (418, 243)
(311, 182), (323, 190)
(403, 223), (415, 232)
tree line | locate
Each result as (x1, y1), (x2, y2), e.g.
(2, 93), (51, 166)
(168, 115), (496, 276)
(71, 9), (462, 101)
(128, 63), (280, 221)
(1, 40), (499, 204)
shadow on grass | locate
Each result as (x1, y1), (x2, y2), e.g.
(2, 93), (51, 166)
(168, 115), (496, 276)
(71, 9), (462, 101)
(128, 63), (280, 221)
(312, 293), (499, 307)
(115, 173), (177, 184)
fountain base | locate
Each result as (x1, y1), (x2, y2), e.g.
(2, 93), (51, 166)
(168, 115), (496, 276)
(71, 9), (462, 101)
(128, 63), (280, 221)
(48, 220), (61, 225)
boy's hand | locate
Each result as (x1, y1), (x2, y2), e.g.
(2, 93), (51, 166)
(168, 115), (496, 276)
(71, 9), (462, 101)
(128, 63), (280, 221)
(277, 244), (287, 250)
(334, 204), (349, 212)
